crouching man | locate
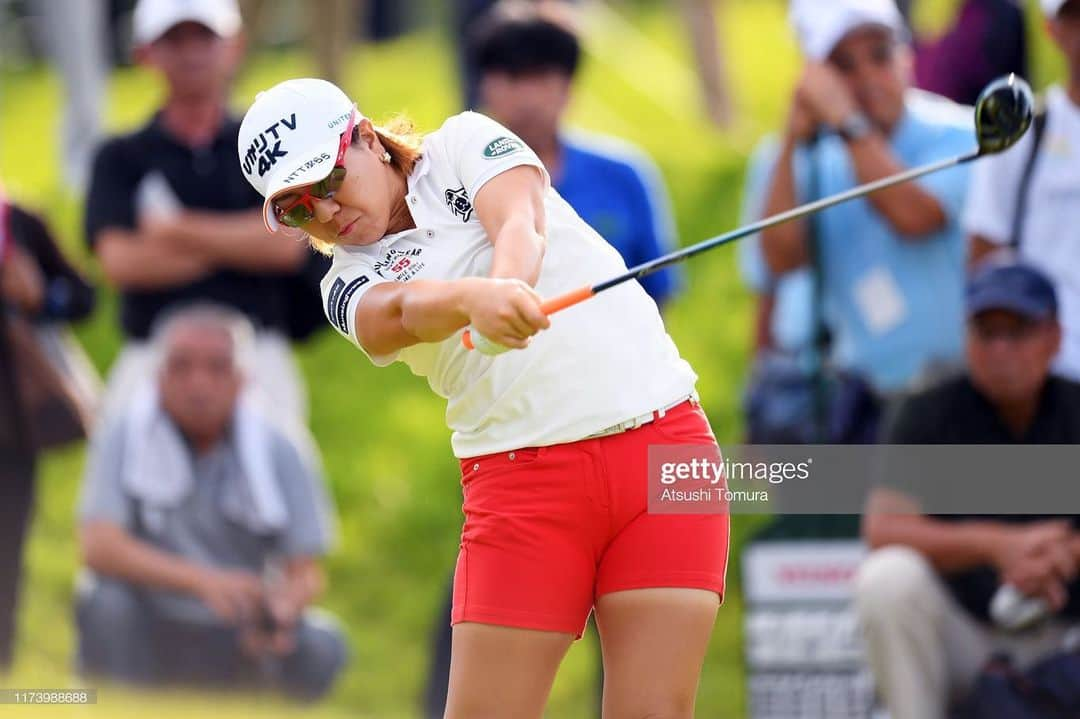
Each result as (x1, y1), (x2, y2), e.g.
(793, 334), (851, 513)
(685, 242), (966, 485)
(75, 304), (347, 700)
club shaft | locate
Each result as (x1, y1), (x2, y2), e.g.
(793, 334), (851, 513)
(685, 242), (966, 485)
(462, 147), (981, 351)
(594, 148), (980, 294)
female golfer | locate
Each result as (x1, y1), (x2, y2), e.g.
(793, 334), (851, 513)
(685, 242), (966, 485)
(239, 78), (728, 718)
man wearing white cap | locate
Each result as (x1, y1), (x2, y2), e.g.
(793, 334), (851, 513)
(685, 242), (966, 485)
(757, 0), (975, 402)
(84, 0), (315, 422)
(965, 0), (1080, 383)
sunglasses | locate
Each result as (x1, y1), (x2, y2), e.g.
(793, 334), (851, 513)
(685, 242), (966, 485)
(272, 107), (357, 228)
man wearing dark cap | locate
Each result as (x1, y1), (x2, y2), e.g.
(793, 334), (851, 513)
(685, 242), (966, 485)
(855, 261), (1080, 718)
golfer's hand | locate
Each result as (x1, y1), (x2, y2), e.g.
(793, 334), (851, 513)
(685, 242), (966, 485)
(465, 278), (550, 350)
(192, 567), (265, 625)
(798, 62), (859, 129)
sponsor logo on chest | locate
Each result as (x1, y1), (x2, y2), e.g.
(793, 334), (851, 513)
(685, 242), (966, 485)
(373, 247), (427, 281)
(444, 186), (473, 222)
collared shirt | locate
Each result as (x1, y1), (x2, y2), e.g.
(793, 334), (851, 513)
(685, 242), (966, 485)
(320, 112), (697, 458)
(554, 132), (682, 306)
(78, 414), (335, 624)
(738, 90), (975, 392)
(84, 113), (292, 340)
(963, 85), (1080, 382)
(881, 373), (1080, 622)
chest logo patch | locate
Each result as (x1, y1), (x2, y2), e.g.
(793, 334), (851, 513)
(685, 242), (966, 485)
(445, 186), (473, 222)
(373, 247), (426, 281)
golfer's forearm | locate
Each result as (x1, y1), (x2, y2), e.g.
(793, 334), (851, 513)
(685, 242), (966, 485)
(171, 211), (307, 271)
(399, 278), (481, 341)
(489, 218), (545, 286)
(80, 521), (204, 596)
(847, 134), (947, 237)
(96, 230), (211, 289)
(355, 278), (478, 354)
(863, 514), (1007, 572)
(760, 140), (810, 274)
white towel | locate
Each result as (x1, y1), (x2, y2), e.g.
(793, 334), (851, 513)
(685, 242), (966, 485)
(122, 384), (288, 536)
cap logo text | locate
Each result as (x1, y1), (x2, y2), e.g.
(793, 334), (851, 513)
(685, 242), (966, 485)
(243, 113), (298, 178)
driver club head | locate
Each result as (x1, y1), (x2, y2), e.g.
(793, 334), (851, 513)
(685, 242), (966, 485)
(974, 74), (1035, 156)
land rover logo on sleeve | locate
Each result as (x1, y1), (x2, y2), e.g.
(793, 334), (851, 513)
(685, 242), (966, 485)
(483, 137), (523, 159)
(445, 187), (473, 222)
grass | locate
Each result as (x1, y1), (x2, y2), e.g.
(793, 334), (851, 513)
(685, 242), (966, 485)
(0, 1), (1066, 716)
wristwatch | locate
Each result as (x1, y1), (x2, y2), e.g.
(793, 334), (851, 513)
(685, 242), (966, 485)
(837, 112), (874, 143)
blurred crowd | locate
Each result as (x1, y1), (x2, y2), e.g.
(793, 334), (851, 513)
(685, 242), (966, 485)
(1, 0), (1079, 717)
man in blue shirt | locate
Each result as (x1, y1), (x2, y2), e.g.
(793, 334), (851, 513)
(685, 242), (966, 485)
(464, 0), (682, 309)
(759, 0), (976, 396)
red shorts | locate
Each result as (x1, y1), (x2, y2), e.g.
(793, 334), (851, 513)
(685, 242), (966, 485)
(452, 399), (729, 638)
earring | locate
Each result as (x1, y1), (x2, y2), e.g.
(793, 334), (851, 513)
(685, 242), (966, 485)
(381, 151), (391, 164)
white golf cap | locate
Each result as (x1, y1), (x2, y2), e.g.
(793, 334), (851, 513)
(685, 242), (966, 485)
(239, 79), (361, 232)
(1042, 0), (1073, 17)
(132, 0), (242, 45)
(790, 0), (907, 61)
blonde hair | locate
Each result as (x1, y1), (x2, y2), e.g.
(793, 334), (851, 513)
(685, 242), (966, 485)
(306, 116), (424, 256)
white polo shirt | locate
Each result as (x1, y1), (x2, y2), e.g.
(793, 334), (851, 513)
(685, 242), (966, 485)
(320, 112), (697, 458)
(963, 86), (1080, 380)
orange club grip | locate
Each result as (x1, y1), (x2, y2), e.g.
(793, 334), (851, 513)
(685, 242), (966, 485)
(460, 285), (595, 350)
(539, 285), (595, 315)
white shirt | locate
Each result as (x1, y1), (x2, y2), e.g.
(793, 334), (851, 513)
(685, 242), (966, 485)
(320, 112), (697, 458)
(963, 86), (1080, 380)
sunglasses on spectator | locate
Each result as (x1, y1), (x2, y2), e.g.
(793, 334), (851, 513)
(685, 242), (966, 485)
(272, 108), (357, 228)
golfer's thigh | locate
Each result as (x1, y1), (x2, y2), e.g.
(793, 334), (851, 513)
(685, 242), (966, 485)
(594, 587), (720, 719)
(444, 622), (573, 719)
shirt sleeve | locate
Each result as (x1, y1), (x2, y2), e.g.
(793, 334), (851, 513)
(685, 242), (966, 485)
(623, 155), (682, 307)
(441, 112), (550, 201)
(9, 205), (96, 322)
(78, 418), (135, 528)
(84, 138), (139, 249)
(320, 254), (399, 366)
(270, 427), (336, 557)
(961, 131), (1031, 245)
(912, 129), (978, 228)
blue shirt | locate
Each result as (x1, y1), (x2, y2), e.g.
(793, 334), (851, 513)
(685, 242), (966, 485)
(738, 90), (975, 392)
(554, 132), (682, 306)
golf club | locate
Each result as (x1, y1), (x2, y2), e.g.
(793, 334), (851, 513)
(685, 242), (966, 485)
(463, 73), (1035, 353)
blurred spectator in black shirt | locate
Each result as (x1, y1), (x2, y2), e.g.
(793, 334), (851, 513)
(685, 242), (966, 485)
(85, 0), (322, 423)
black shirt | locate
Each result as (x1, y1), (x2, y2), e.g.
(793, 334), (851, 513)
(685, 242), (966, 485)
(84, 113), (294, 340)
(883, 374), (1080, 622)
